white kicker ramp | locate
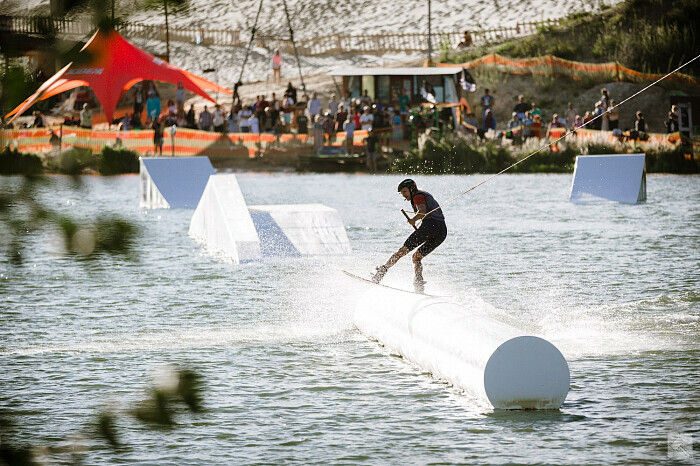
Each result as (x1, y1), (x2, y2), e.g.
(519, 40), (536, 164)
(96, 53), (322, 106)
(189, 174), (260, 263)
(140, 157), (215, 209)
(248, 204), (351, 256)
(569, 153), (646, 204)
(355, 287), (570, 409)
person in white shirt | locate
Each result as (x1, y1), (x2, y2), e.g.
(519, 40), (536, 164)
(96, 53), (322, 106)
(359, 106), (374, 131)
(238, 106), (252, 133)
(212, 104), (226, 132)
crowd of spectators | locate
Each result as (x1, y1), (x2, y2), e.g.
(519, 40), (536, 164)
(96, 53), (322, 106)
(473, 86), (679, 142)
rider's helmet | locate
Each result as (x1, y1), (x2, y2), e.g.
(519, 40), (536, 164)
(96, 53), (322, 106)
(397, 178), (417, 193)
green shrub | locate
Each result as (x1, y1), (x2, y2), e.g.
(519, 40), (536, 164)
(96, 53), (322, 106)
(98, 146), (139, 175)
(59, 148), (96, 175)
(0, 147), (43, 175)
(645, 144), (699, 173)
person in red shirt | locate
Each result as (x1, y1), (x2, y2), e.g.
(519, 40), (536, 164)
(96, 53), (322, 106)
(371, 179), (447, 294)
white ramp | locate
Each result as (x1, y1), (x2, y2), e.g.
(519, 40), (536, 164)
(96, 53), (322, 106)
(355, 287), (570, 409)
(189, 174), (260, 263)
(140, 157), (215, 209)
(569, 154), (646, 204)
(248, 204), (351, 256)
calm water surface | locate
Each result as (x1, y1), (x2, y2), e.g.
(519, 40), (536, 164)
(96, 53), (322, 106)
(1, 173), (698, 464)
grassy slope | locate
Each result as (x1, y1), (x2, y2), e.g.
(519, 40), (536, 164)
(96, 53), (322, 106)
(441, 0), (700, 134)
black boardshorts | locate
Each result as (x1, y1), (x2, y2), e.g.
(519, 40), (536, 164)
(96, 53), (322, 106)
(403, 219), (447, 256)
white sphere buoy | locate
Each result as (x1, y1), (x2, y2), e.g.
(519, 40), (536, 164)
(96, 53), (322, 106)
(484, 336), (570, 409)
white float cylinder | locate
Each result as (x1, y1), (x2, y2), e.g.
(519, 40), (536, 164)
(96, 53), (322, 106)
(354, 287), (570, 409)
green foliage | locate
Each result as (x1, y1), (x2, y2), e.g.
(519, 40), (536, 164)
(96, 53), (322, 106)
(450, 0), (700, 76)
(393, 131), (698, 175)
(0, 147), (43, 175)
(644, 144), (698, 173)
(0, 65), (38, 115)
(58, 147), (96, 175)
(0, 177), (140, 264)
(98, 146), (139, 175)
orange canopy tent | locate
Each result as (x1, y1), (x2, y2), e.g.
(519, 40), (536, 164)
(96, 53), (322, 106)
(6, 27), (232, 123)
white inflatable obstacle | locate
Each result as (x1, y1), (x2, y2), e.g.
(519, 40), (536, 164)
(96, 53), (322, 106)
(140, 157), (215, 209)
(248, 204), (352, 256)
(355, 287), (570, 409)
(189, 174), (260, 263)
(569, 153), (646, 204)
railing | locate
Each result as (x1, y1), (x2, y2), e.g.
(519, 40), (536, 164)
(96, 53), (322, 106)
(0, 15), (559, 55)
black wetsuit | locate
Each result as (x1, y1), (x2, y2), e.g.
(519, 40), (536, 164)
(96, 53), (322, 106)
(403, 189), (447, 256)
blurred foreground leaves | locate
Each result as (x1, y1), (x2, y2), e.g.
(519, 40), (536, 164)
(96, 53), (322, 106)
(1, 366), (205, 464)
(0, 175), (139, 265)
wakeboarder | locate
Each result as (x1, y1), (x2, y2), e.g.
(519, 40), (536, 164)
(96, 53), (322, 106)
(371, 179), (447, 294)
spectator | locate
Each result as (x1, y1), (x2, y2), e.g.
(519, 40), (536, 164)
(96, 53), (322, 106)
(32, 111), (45, 128)
(175, 82), (186, 109)
(167, 99), (176, 116)
(360, 106), (374, 131)
(665, 104), (679, 133)
(421, 80), (436, 103)
(531, 114), (542, 138)
(574, 114), (583, 128)
(227, 108), (239, 133)
(248, 111), (260, 134)
(313, 114), (324, 153)
(634, 110), (646, 133)
(296, 111), (308, 134)
(284, 82), (297, 103)
(344, 114), (355, 155)
(146, 91), (161, 121)
(80, 103), (93, 129)
(271, 49), (282, 84)
(582, 111), (593, 127)
(483, 108), (496, 131)
(152, 117), (163, 156)
(522, 111), (533, 138)
(130, 111), (142, 130)
(176, 105), (186, 127)
(186, 104), (196, 129)
(600, 88), (611, 110)
(607, 100), (619, 130)
(133, 83), (145, 116)
(365, 128), (379, 172)
(530, 102), (542, 120)
(329, 93), (339, 117)
(514, 95), (529, 120)
(480, 89), (495, 118)
(457, 30), (473, 49)
(238, 105), (252, 133)
(353, 109), (361, 132)
(307, 92), (322, 119)
(335, 104), (348, 134)
(360, 90), (371, 106)
(322, 112), (335, 145)
(263, 107), (275, 133)
(464, 112), (479, 131)
(591, 101), (604, 130)
(342, 91), (352, 112)
(198, 105), (213, 131)
(398, 88), (410, 117)
(564, 102), (577, 128)
(213, 104), (226, 132)
(391, 109), (402, 142)
(508, 112), (520, 130)
(546, 113), (564, 138)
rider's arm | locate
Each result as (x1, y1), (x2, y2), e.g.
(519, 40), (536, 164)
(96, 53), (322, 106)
(409, 203), (426, 225)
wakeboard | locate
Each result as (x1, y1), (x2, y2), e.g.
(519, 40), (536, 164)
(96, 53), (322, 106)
(342, 270), (447, 298)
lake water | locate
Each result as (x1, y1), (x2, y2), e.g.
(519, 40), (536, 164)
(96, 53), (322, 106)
(1, 172), (698, 464)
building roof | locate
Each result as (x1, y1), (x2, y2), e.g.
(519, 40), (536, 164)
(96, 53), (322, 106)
(327, 67), (463, 77)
